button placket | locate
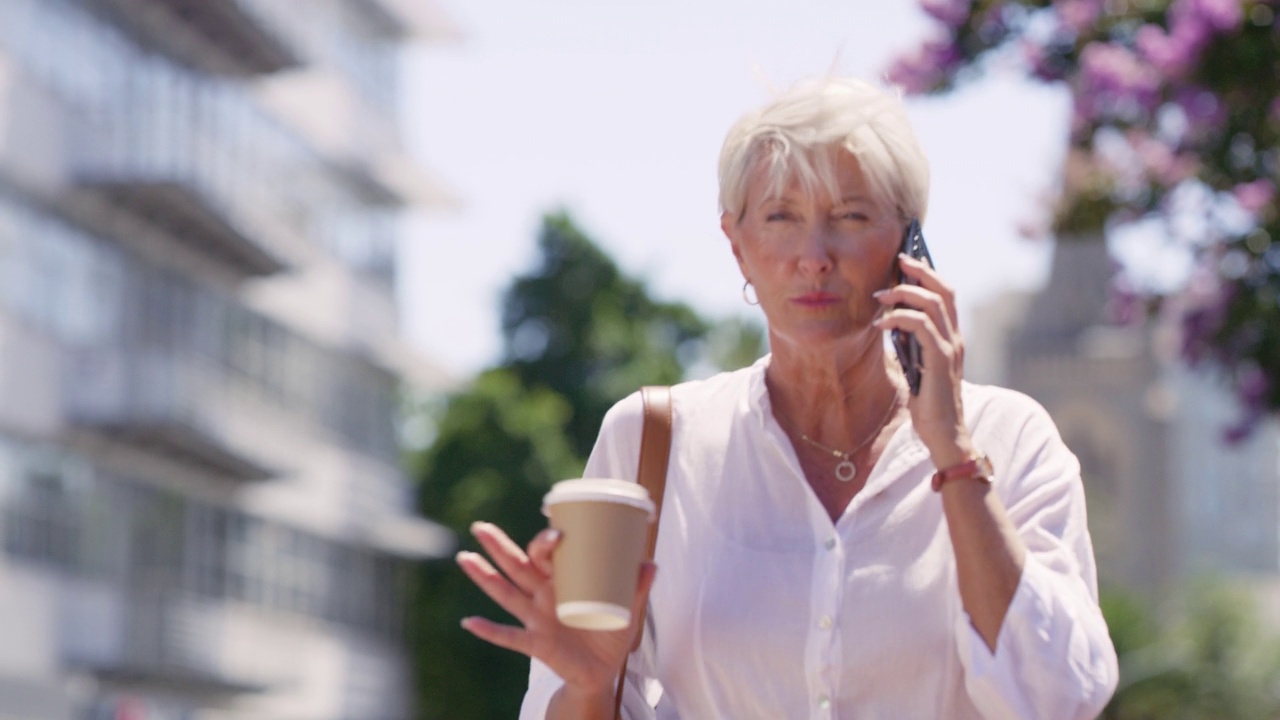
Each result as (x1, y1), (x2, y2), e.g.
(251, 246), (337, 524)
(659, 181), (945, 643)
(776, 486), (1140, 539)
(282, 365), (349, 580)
(812, 532), (842, 718)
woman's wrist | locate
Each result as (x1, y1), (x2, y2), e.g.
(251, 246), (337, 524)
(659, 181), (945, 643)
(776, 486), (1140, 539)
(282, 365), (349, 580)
(927, 433), (979, 473)
(549, 681), (616, 720)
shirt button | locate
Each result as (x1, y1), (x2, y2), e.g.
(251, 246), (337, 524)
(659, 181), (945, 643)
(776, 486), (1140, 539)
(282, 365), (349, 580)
(823, 537), (836, 550)
(818, 694), (831, 710)
(819, 615), (833, 630)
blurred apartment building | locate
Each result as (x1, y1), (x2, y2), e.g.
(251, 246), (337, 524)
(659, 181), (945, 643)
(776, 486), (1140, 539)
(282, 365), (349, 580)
(0, 1), (458, 718)
(970, 237), (1280, 594)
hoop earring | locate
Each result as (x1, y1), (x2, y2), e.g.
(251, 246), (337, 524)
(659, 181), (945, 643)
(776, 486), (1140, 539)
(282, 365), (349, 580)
(742, 280), (759, 306)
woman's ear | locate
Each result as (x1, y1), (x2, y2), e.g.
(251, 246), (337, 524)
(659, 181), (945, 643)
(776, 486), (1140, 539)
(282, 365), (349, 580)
(721, 212), (747, 272)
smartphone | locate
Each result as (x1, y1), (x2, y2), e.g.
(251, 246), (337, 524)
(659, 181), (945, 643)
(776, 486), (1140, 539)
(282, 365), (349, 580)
(892, 219), (934, 396)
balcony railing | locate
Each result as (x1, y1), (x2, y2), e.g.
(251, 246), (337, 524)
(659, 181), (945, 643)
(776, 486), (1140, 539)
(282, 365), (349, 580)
(63, 347), (277, 481)
(66, 62), (308, 277)
(63, 587), (270, 696)
(96, 0), (303, 76)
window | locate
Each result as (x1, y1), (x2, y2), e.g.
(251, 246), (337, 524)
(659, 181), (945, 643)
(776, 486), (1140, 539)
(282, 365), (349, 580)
(0, 434), (410, 636)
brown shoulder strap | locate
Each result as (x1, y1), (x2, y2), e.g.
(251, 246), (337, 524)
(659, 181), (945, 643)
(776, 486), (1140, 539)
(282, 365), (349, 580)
(614, 385), (672, 720)
(635, 385), (673, 564)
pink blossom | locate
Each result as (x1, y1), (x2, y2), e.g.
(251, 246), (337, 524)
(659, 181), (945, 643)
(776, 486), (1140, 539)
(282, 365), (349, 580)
(1174, 87), (1227, 137)
(1233, 179), (1276, 215)
(886, 38), (962, 94)
(1129, 131), (1200, 185)
(920, 0), (973, 28)
(1070, 100), (1097, 140)
(1141, 0), (1246, 78)
(1078, 42), (1162, 118)
(1055, 0), (1105, 33)
(1174, 0), (1244, 33)
(1135, 24), (1196, 76)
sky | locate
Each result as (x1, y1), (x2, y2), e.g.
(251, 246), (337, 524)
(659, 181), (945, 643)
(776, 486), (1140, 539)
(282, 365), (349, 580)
(399, 0), (1073, 378)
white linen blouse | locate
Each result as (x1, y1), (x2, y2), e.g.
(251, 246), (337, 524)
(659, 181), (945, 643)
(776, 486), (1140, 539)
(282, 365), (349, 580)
(520, 357), (1118, 720)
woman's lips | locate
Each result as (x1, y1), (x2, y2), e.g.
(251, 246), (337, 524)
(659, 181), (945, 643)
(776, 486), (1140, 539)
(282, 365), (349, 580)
(792, 292), (841, 307)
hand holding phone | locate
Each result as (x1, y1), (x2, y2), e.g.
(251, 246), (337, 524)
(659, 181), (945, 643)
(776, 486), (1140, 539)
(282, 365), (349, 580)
(891, 219), (934, 396)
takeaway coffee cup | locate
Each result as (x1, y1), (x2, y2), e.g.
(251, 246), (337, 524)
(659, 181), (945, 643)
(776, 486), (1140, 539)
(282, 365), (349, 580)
(541, 478), (656, 631)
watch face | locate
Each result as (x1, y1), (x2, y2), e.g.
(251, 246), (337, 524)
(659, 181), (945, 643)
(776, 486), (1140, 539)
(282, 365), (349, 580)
(975, 455), (994, 479)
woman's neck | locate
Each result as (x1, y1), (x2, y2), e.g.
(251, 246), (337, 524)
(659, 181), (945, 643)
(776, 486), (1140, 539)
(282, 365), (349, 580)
(765, 333), (905, 447)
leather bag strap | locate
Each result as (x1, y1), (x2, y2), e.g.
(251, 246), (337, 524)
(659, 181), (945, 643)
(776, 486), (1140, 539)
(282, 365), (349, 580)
(613, 386), (672, 720)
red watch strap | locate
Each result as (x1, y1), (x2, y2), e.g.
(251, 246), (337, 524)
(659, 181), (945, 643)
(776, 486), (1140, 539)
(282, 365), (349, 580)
(931, 454), (993, 492)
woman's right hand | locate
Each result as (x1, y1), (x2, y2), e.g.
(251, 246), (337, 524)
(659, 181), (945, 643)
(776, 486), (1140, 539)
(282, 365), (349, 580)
(456, 521), (657, 705)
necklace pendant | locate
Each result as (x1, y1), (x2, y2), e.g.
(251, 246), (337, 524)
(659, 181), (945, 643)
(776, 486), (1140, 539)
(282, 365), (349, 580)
(835, 459), (857, 483)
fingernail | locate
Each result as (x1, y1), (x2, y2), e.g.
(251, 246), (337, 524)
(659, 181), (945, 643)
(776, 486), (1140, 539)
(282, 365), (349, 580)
(460, 617), (474, 630)
(469, 521), (488, 534)
(543, 528), (563, 542)
(455, 550), (473, 564)
(872, 290), (887, 299)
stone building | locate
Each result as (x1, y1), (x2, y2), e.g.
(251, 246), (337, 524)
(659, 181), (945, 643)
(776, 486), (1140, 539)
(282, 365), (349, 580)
(973, 237), (1280, 593)
(0, 1), (457, 717)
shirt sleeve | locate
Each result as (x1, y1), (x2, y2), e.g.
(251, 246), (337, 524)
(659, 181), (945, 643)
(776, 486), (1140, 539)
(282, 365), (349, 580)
(519, 392), (662, 720)
(955, 396), (1120, 720)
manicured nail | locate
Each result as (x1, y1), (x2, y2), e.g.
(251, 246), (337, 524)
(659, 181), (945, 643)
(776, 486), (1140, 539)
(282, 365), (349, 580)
(542, 528), (563, 543)
(872, 290), (888, 299)
(460, 617), (474, 630)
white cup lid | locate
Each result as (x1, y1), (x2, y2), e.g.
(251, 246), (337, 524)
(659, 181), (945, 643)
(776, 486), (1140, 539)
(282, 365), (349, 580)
(542, 478), (655, 519)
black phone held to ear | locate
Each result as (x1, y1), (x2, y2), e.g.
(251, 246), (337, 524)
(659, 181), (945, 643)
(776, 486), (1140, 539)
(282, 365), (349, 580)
(892, 219), (934, 396)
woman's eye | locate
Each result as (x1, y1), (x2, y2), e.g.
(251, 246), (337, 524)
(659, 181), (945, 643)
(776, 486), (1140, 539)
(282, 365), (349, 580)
(766, 211), (794, 222)
(836, 211), (868, 222)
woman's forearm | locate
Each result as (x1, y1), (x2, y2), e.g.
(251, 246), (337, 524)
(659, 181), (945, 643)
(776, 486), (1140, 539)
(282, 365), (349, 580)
(940, 475), (1027, 652)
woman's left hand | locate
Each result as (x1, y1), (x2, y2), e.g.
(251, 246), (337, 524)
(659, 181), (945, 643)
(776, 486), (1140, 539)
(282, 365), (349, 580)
(873, 253), (977, 469)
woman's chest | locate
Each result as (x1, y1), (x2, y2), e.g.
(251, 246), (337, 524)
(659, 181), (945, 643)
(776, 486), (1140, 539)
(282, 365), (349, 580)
(647, 453), (959, 704)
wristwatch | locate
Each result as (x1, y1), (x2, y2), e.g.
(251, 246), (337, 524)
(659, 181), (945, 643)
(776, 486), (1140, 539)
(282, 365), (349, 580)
(931, 454), (994, 492)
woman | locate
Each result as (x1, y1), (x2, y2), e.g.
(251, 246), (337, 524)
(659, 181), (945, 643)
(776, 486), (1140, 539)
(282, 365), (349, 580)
(456, 77), (1118, 719)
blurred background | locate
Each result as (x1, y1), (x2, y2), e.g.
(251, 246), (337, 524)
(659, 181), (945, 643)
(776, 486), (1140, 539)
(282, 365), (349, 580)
(0, 0), (1277, 719)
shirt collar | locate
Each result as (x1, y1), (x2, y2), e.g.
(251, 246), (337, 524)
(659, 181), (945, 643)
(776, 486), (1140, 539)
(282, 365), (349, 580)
(743, 353), (932, 493)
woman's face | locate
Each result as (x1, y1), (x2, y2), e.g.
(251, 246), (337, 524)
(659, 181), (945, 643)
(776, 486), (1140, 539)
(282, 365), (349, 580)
(723, 150), (905, 353)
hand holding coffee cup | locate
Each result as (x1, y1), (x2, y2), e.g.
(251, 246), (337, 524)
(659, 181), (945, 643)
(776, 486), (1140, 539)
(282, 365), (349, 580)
(457, 502), (659, 710)
(541, 478), (656, 630)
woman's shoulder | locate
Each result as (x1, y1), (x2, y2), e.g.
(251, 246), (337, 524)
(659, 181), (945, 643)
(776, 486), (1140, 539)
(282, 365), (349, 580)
(603, 360), (766, 428)
(961, 381), (1072, 464)
(961, 381), (1059, 433)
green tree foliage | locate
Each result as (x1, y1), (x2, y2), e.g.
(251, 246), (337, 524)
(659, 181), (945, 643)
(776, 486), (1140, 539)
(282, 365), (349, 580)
(502, 211), (710, 456)
(410, 211), (762, 719)
(1101, 582), (1280, 719)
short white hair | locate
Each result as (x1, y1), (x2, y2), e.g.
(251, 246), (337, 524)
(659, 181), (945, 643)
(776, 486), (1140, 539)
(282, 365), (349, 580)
(718, 77), (930, 224)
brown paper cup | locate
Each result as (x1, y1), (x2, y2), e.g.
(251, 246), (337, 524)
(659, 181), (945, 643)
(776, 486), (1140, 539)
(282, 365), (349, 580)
(542, 478), (655, 631)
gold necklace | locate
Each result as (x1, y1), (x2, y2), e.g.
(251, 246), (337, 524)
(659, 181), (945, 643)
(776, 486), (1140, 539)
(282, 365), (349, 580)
(793, 393), (901, 483)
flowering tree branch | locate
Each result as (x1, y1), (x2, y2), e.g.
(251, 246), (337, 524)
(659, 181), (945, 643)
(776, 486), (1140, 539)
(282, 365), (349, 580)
(889, 0), (1280, 440)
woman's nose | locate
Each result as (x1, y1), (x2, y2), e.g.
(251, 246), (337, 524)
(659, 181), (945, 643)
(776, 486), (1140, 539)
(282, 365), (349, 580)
(797, 226), (834, 275)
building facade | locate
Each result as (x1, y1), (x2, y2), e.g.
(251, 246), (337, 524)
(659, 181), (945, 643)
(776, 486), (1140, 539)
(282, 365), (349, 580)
(0, 1), (456, 718)
(973, 237), (1280, 593)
